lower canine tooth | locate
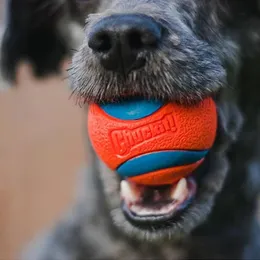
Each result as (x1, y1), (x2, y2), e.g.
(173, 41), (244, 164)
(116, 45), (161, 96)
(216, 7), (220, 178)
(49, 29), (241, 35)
(120, 180), (139, 202)
(171, 178), (188, 201)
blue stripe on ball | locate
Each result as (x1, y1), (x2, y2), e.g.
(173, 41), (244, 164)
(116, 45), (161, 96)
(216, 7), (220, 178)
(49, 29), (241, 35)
(100, 99), (163, 120)
(116, 150), (208, 177)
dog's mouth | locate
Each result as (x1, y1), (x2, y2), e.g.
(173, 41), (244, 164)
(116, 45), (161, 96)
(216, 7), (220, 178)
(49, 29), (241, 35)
(120, 176), (197, 228)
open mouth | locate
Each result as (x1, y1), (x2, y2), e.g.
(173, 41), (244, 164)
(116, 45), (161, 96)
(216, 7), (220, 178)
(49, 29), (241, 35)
(120, 176), (197, 229)
(88, 96), (217, 230)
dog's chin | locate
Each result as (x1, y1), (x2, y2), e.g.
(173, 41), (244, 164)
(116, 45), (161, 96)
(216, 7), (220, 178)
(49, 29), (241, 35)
(120, 177), (196, 229)
(98, 139), (229, 241)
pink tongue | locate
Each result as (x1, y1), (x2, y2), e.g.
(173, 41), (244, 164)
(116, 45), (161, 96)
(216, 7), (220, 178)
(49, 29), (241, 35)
(140, 185), (173, 204)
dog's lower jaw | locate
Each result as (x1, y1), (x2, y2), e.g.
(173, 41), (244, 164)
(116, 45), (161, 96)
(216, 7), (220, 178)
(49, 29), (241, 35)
(84, 96), (260, 260)
(98, 150), (228, 242)
(95, 96), (242, 242)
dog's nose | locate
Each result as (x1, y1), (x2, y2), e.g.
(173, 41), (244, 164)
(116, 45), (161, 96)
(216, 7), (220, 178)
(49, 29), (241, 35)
(88, 14), (162, 74)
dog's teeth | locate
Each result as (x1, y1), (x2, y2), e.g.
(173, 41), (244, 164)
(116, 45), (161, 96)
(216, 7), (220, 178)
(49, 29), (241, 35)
(131, 205), (177, 216)
(131, 206), (163, 216)
(171, 178), (188, 201)
(132, 207), (153, 216)
(120, 180), (139, 202)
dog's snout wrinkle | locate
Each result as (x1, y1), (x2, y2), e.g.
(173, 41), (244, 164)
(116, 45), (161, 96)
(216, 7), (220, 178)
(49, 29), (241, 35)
(88, 14), (162, 75)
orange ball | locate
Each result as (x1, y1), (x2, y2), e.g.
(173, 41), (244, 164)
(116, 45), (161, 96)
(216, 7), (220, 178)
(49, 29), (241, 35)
(88, 98), (217, 186)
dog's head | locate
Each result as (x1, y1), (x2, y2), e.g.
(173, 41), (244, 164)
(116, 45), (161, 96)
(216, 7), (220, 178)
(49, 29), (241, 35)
(1, 0), (260, 242)
(69, 0), (260, 240)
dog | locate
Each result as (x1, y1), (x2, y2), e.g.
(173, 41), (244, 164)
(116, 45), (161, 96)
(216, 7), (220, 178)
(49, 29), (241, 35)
(1, 0), (260, 259)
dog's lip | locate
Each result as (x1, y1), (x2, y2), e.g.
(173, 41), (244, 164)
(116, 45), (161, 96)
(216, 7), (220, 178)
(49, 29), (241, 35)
(120, 177), (196, 223)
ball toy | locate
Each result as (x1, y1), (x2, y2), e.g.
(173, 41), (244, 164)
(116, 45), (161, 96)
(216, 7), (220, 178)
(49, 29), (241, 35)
(88, 98), (217, 186)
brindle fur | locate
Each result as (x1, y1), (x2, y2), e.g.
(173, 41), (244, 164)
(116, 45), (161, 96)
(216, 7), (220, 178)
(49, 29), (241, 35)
(1, 0), (260, 259)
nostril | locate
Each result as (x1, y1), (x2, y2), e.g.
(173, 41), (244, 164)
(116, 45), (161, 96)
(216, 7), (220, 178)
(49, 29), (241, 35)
(128, 30), (159, 51)
(88, 32), (112, 53)
(141, 31), (160, 46)
(128, 31), (144, 50)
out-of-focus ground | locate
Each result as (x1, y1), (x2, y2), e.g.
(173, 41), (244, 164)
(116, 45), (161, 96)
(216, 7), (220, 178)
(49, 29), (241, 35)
(0, 3), (86, 260)
(0, 13), (86, 260)
(0, 64), (86, 260)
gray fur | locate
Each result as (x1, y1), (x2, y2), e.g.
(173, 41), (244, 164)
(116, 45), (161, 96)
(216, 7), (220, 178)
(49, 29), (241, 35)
(1, 0), (260, 259)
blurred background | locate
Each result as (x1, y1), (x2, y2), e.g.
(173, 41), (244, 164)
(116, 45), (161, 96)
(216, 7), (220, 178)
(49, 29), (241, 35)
(0, 1), (86, 259)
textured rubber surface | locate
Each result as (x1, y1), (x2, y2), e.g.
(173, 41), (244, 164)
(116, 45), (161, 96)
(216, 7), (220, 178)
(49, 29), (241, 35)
(101, 99), (163, 120)
(116, 150), (208, 177)
(129, 159), (204, 185)
(88, 98), (217, 185)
